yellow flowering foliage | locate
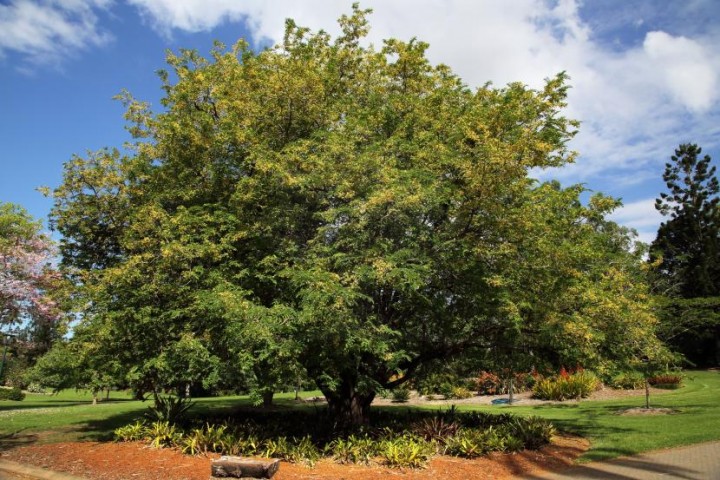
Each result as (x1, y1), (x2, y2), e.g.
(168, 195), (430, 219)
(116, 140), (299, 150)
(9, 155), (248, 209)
(47, 6), (662, 424)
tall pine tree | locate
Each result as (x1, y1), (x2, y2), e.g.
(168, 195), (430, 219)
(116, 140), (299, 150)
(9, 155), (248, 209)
(651, 143), (720, 366)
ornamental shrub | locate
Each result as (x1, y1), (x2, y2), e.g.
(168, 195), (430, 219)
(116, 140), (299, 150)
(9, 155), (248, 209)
(114, 420), (147, 442)
(326, 435), (378, 465)
(378, 435), (434, 468)
(0, 387), (25, 401)
(532, 370), (599, 400)
(391, 387), (411, 402)
(112, 408), (557, 467)
(476, 371), (536, 395)
(444, 428), (506, 457)
(507, 416), (556, 449)
(145, 395), (194, 425)
(609, 371), (645, 390)
(447, 386), (473, 399)
(648, 373), (683, 389)
(476, 371), (504, 395)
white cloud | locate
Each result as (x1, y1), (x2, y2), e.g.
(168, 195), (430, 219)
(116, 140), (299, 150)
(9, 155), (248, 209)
(121, 0), (720, 239)
(643, 31), (718, 112)
(127, 0), (256, 35)
(609, 197), (663, 245)
(0, 0), (112, 69)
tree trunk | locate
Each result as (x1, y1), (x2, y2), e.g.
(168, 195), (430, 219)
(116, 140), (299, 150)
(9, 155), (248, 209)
(262, 388), (274, 408)
(321, 374), (375, 428)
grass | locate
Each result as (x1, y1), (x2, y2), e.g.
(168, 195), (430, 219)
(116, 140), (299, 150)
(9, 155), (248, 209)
(0, 389), (320, 444)
(454, 369), (720, 462)
(1, 371), (719, 462)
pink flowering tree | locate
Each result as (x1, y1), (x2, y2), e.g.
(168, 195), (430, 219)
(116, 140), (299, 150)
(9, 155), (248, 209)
(0, 203), (61, 334)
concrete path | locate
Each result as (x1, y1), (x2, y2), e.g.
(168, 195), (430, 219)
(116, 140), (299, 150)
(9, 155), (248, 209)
(0, 460), (84, 480)
(523, 441), (720, 480)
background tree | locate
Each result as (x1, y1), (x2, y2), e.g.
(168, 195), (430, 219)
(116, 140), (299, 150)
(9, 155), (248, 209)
(650, 144), (720, 366)
(651, 143), (719, 297)
(0, 203), (64, 385)
(49, 6), (664, 425)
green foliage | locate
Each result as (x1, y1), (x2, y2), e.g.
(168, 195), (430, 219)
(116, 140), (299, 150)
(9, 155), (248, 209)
(608, 371), (646, 390)
(650, 144), (720, 367)
(114, 420), (147, 442)
(503, 434), (526, 453)
(155, 334), (221, 393)
(651, 144), (719, 298)
(444, 428), (506, 457)
(416, 372), (474, 397)
(533, 370), (599, 400)
(24, 383), (45, 393)
(391, 387), (411, 402)
(447, 387), (473, 399)
(232, 434), (262, 457)
(27, 329), (124, 402)
(0, 387), (25, 401)
(259, 435), (320, 465)
(180, 423), (231, 455)
(145, 395), (194, 424)
(653, 296), (720, 368)
(378, 435), (434, 468)
(8, 371), (720, 465)
(25, 342), (80, 392)
(412, 416), (460, 442)
(145, 421), (182, 449)
(111, 404), (556, 468)
(326, 435), (378, 465)
(283, 436), (322, 466)
(507, 416), (556, 450)
(48, 5), (662, 426)
(2, 357), (29, 389)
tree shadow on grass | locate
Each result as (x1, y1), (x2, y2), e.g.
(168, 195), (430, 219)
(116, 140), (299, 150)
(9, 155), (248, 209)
(520, 404), (640, 462)
(0, 430), (39, 453)
(71, 396), (300, 442)
(520, 454), (704, 480)
(0, 397), (137, 413)
(73, 406), (149, 442)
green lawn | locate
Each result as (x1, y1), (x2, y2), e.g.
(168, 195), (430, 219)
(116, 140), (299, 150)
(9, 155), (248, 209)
(454, 369), (720, 461)
(2, 371), (719, 462)
(0, 390), (317, 444)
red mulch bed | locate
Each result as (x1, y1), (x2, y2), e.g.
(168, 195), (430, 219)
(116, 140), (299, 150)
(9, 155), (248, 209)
(1, 435), (588, 480)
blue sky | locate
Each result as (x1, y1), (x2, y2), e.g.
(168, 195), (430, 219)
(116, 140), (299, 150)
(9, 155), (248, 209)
(1, 0), (719, 244)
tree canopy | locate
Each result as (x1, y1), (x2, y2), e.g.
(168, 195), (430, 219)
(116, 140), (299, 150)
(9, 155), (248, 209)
(49, 6), (664, 425)
(651, 143), (719, 298)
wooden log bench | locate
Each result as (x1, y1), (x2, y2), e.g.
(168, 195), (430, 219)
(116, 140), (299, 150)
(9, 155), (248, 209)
(210, 456), (280, 479)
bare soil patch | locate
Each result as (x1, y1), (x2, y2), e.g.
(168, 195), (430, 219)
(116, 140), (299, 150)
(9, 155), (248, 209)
(0, 435), (588, 480)
(619, 407), (679, 416)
